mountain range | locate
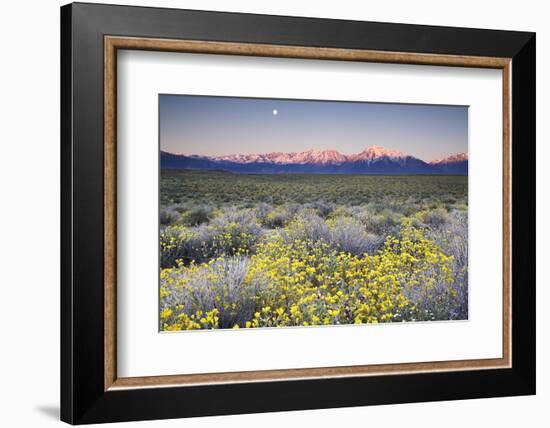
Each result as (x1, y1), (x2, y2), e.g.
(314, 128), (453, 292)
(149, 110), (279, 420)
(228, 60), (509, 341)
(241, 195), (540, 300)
(161, 145), (468, 175)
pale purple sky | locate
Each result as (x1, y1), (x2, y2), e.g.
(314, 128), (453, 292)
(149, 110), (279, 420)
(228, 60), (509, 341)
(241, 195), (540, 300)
(160, 94), (468, 162)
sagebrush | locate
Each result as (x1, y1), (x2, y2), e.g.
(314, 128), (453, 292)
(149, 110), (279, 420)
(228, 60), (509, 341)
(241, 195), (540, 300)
(160, 170), (468, 330)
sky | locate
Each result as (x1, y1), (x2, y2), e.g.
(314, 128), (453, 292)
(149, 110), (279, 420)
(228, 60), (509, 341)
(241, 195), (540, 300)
(159, 94), (468, 162)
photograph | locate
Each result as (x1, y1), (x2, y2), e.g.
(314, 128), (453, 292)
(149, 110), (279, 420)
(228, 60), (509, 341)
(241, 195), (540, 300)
(159, 95), (469, 331)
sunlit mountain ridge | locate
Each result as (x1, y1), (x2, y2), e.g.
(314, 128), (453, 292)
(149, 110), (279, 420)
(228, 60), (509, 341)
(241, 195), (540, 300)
(162, 145), (468, 175)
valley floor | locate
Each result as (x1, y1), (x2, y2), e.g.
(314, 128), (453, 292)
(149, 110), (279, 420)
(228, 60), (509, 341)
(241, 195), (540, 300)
(159, 170), (468, 330)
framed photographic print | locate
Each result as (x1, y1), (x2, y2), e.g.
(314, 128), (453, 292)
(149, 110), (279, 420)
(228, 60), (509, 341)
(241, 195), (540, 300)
(61, 2), (536, 424)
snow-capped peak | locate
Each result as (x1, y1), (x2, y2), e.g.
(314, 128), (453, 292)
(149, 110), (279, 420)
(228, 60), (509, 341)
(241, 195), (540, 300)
(193, 146), (412, 165)
(292, 149), (347, 164)
(348, 145), (406, 162)
(213, 149), (348, 165)
(430, 153), (468, 164)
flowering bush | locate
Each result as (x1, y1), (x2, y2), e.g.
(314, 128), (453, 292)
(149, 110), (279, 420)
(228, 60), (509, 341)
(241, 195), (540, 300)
(160, 211), (264, 267)
(160, 219), (463, 330)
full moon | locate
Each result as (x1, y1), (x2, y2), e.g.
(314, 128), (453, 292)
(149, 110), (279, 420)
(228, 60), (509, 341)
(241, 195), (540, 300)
(272, 109), (278, 116)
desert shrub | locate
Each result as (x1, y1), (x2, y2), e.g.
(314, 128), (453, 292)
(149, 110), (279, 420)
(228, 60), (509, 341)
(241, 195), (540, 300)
(254, 203), (273, 222)
(171, 203), (191, 213)
(281, 212), (331, 245)
(416, 208), (450, 229)
(443, 197), (457, 204)
(209, 223), (261, 258)
(453, 203), (468, 212)
(443, 211), (467, 265)
(426, 210), (468, 318)
(160, 257), (270, 329)
(326, 206), (352, 220)
(211, 208), (260, 229)
(392, 219), (466, 321)
(355, 210), (400, 236)
(160, 208), (180, 225)
(161, 209), (265, 268)
(303, 201), (334, 218)
(161, 225), (225, 267)
(209, 208), (264, 254)
(281, 213), (383, 256)
(257, 205), (293, 229)
(160, 226), (194, 267)
(327, 217), (384, 256)
(267, 210), (291, 228)
(284, 203), (302, 216)
(180, 206), (213, 226)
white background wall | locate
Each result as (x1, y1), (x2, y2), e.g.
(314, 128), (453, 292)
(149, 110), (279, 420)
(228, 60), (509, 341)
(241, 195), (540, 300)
(0, 0), (546, 426)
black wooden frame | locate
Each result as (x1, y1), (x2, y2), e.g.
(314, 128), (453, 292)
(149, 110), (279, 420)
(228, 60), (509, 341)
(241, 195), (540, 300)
(61, 2), (536, 424)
